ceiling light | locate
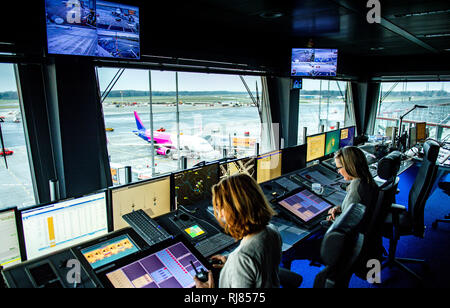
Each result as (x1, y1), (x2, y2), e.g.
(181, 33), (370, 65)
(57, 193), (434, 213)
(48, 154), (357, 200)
(259, 11), (283, 19)
(394, 9), (450, 18)
(422, 33), (450, 38)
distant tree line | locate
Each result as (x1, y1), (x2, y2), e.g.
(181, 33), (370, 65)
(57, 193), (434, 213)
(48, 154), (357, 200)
(0, 91), (18, 99)
(0, 89), (448, 99)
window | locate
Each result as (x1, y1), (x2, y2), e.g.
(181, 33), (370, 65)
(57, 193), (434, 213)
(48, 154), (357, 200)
(97, 67), (262, 184)
(375, 81), (450, 141)
(298, 79), (351, 144)
(0, 63), (36, 210)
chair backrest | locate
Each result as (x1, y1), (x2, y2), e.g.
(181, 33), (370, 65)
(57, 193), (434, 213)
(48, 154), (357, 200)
(408, 140), (440, 236)
(369, 150), (403, 234)
(314, 203), (366, 288)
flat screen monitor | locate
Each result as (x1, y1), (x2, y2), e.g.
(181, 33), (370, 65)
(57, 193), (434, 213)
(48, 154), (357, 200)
(219, 157), (256, 180)
(291, 48), (338, 77)
(45, 0), (140, 59)
(99, 237), (209, 288)
(277, 189), (333, 223)
(306, 133), (326, 162)
(256, 150), (282, 184)
(20, 191), (108, 260)
(174, 163), (219, 207)
(281, 144), (307, 174)
(416, 122), (426, 142)
(111, 176), (172, 231)
(325, 130), (340, 156)
(0, 208), (22, 268)
(339, 126), (355, 148)
(80, 234), (140, 270)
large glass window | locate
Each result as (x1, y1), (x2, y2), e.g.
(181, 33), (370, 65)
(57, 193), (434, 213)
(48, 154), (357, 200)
(0, 63), (36, 210)
(298, 79), (350, 144)
(98, 68), (262, 184)
(375, 81), (450, 141)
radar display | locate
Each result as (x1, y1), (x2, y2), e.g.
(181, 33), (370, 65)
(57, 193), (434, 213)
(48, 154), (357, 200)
(174, 163), (219, 206)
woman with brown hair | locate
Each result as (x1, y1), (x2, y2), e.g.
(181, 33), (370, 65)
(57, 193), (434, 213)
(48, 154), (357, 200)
(194, 173), (283, 288)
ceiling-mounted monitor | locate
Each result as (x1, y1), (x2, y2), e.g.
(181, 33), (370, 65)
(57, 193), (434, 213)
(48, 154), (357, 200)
(45, 0), (140, 60)
(291, 48), (338, 77)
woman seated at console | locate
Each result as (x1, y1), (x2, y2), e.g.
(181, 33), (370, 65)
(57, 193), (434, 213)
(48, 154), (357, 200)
(282, 146), (379, 268)
(327, 146), (378, 223)
(194, 173), (282, 288)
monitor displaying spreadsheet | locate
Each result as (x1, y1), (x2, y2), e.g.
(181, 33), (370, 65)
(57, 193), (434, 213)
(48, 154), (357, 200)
(0, 208), (22, 268)
(20, 191), (108, 260)
(256, 150), (282, 184)
(111, 176), (172, 231)
(306, 133), (326, 162)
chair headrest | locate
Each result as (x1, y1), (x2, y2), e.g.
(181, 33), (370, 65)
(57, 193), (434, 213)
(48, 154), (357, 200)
(377, 151), (401, 180)
(321, 203), (366, 266)
(423, 140), (440, 163)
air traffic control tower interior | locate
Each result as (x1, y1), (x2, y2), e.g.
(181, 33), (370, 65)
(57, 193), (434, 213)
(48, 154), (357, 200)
(0, 0), (449, 291)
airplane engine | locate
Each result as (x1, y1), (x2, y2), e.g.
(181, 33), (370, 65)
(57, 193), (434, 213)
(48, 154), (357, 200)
(156, 147), (171, 156)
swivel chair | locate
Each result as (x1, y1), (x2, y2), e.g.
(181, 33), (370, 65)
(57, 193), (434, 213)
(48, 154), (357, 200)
(350, 151), (402, 281)
(313, 203), (366, 288)
(382, 140), (440, 281)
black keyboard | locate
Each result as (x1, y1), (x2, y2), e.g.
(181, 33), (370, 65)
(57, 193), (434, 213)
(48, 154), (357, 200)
(122, 210), (173, 246)
(195, 233), (236, 257)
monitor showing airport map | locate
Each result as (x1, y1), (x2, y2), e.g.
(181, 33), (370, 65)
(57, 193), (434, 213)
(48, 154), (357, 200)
(174, 163), (219, 207)
(325, 130), (340, 156)
(291, 48), (338, 77)
(45, 0), (140, 59)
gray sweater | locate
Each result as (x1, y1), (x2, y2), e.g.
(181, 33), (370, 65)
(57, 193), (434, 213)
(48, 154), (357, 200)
(218, 224), (282, 288)
(341, 178), (362, 213)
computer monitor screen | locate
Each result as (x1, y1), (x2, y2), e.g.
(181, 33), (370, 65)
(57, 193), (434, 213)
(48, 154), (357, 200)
(101, 238), (208, 288)
(256, 150), (282, 184)
(20, 192), (108, 260)
(219, 157), (256, 180)
(174, 163), (219, 207)
(325, 130), (340, 156)
(0, 208), (22, 268)
(416, 122), (426, 142)
(80, 234), (140, 270)
(339, 126), (355, 148)
(291, 48), (338, 77)
(306, 133), (326, 162)
(281, 144), (307, 174)
(111, 176), (172, 231)
(45, 0), (140, 59)
(277, 189), (333, 223)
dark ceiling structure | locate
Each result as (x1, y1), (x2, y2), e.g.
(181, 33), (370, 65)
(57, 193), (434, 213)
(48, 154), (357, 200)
(1, 0), (449, 79)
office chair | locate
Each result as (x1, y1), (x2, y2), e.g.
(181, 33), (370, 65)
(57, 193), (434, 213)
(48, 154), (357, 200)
(313, 203), (366, 288)
(382, 140), (440, 281)
(349, 151), (402, 282)
(279, 267), (303, 288)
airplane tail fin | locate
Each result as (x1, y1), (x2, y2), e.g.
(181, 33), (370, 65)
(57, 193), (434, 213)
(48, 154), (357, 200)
(134, 111), (146, 131)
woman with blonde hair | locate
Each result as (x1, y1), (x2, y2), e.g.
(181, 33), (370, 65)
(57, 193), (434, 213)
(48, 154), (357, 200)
(282, 146), (379, 269)
(194, 173), (282, 288)
(328, 146), (378, 222)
